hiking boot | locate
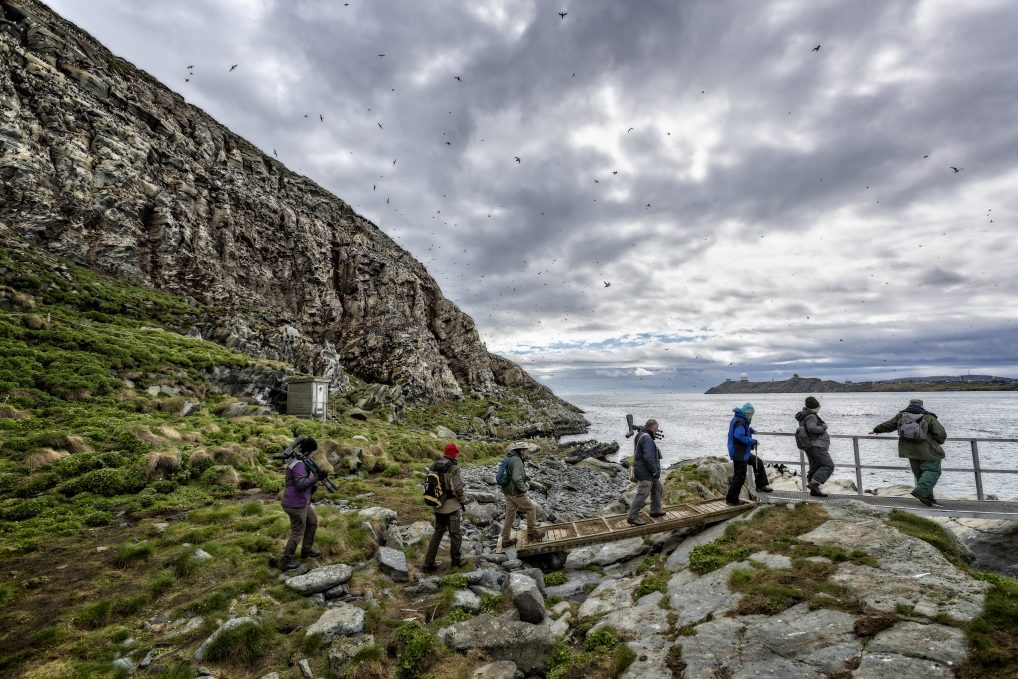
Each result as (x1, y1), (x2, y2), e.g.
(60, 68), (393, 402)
(300, 548), (322, 558)
(649, 512), (667, 518)
(502, 537), (517, 548)
(280, 557), (301, 571)
(450, 559), (463, 569)
(725, 500), (747, 507)
(757, 486), (774, 493)
(910, 490), (934, 507)
(422, 562), (439, 573)
(627, 517), (645, 526)
(807, 482), (828, 498)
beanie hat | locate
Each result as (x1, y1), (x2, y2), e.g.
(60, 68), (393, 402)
(740, 403), (755, 414)
(805, 396), (820, 409)
(443, 443), (460, 458)
(298, 436), (318, 454)
(909, 398), (924, 407)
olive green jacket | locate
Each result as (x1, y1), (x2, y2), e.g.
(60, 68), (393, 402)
(872, 411), (947, 461)
(501, 453), (529, 497)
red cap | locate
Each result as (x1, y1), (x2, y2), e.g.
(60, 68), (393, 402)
(444, 443), (460, 458)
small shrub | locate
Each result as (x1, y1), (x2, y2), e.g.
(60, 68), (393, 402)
(584, 626), (621, 654)
(442, 574), (468, 589)
(688, 535), (752, 574)
(545, 571), (568, 587)
(202, 620), (269, 665)
(393, 621), (434, 679)
(240, 501), (264, 516)
(114, 541), (154, 566)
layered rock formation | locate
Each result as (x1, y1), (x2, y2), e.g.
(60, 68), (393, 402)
(0, 0), (581, 417)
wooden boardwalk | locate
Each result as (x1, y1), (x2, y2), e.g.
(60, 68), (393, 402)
(497, 497), (756, 557)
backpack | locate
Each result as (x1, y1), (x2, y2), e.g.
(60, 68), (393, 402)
(495, 455), (513, 488)
(423, 464), (446, 508)
(630, 433), (649, 482)
(897, 412), (929, 441)
(794, 414), (813, 451)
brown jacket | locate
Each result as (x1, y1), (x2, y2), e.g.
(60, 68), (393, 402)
(433, 457), (466, 514)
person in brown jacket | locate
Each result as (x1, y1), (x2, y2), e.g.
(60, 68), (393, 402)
(423, 443), (466, 571)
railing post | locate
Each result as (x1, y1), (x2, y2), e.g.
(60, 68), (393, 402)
(852, 437), (864, 496)
(799, 449), (807, 492)
(971, 440), (984, 501)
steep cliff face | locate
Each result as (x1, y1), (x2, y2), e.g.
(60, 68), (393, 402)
(0, 0), (560, 409)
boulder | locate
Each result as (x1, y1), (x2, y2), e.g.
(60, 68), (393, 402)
(577, 576), (644, 619)
(866, 621), (967, 666)
(438, 615), (555, 673)
(298, 658), (313, 679)
(471, 660), (521, 679)
(465, 503), (501, 527)
(592, 537), (646, 566)
(853, 653), (954, 678)
(464, 568), (508, 591)
(591, 591), (669, 637)
(358, 507), (397, 525)
(800, 514), (989, 620)
(435, 425), (457, 439)
(306, 603), (365, 642)
(668, 561), (746, 627)
(404, 520), (435, 546)
(194, 617), (255, 661)
(505, 572), (545, 623)
(748, 551), (792, 569)
(519, 567), (547, 596)
(328, 634), (376, 676)
(468, 490), (501, 504)
(377, 546), (409, 582)
(454, 589), (481, 613)
(285, 564), (353, 595)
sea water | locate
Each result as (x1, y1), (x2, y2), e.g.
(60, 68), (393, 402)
(559, 391), (1018, 501)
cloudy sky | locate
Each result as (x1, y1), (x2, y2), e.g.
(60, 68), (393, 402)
(49, 0), (1018, 393)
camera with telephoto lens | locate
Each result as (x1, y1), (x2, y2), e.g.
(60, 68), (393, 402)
(624, 414), (664, 440)
(272, 434), (338, 493)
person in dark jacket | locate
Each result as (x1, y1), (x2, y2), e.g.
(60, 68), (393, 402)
(725, 403), (772, 506)
(628, 419), (666, 526)
(499, 441), (542, 547)
(280, 437), (321, 571)
(869, 398), (948, 507)
(796, 396), (835, 497)
(423, 443), (467, 572)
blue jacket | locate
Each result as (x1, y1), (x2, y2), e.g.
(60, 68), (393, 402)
(727, 410), (757, 462)
(633, 432), (662, 480)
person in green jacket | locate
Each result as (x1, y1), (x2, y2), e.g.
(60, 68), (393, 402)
(499, 441), (543, 547)
(869, 398), (948, 507)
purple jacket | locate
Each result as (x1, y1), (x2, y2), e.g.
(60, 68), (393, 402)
(282, 458), (317, 508)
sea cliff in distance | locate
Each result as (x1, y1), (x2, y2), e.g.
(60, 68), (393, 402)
(705, 374), (1018, 394)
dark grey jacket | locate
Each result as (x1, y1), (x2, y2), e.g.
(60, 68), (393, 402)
(795, 408), (831, 451)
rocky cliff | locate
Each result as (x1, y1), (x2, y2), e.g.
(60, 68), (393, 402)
(706, 375), (1018, 394)
(0, 0), (577, 413)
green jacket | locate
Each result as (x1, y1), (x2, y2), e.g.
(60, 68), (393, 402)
(872, 411), (947, 461)
(501, 453), (528, 496)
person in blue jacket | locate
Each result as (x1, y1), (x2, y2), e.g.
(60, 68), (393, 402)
(725, 403), (772, 506)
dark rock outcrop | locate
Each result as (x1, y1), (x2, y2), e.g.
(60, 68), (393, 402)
(0, 0), (585, 422)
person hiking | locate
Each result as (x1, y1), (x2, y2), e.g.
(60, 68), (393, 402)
(796, 396), (835, 497)
(423, 443), (466, 572)
(725, 403), (772, 506)
(869, 398), (947, 507)
(499, 441), (543, 547)
(628, 419), (666, 526)
(280, 436), (322, 570)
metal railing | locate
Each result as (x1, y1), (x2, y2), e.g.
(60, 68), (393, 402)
(754, 432), (1018, 501)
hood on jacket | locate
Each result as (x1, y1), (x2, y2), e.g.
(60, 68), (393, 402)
(904, 404), (927, 415)
(733, 403), (755, 418)
(432, 456), (457, 472)
(795, 407), (818, 423)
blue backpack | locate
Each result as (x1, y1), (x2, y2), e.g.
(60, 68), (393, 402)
(495, 455), (513, 487)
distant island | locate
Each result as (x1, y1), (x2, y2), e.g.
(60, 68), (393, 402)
(705, 374), (1018, 394)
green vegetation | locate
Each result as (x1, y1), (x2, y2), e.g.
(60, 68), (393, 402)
(887, 509), (966, 566)
(201, 619), (271, 665)
(729, 561), (859, 615)
(959, 572), (1018, 678)
(393, 621), (435, 679)
(546, 626), (635, 679)
(545, 570), (568, 587)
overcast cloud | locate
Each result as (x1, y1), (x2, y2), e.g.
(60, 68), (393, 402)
(48, 0), (1018, 393)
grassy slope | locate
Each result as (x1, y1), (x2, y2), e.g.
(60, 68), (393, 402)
(0, 245), (522, 678)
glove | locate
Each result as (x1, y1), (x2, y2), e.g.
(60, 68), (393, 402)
(748, 439), (758, 448)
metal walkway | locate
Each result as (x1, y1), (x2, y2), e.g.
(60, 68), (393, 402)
(497, 497), (756, 557)
(759, 489), (1018, 520)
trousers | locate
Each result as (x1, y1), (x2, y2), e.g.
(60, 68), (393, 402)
(423, 510), (461, 567)
(909, 458), (942, 499)
(283, 503), (318, 558)
(501, 492), (538, 540)
(726, 453), (770, 503)
(629, 478), (663, 519)
(805, 447), (835, 485)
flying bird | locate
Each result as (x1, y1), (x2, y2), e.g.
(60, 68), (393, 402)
(392, 158), (397, 166)
(378, 122), (383, 129)
(558, 12), (567, 19)
(372, 184), (376, 191)
(272, 149), (277, 157)
(514, 156), (521, 163)
(184, 78), (190, 83)
(603, 281), (611, 288)
(186, 65), (194, 69)
(320, 114), (324, 122)
(812, 44), (821, 52)
(612, 170), (618, 175)
(378, 53), (385, 57)
(454, 76), (462, 82)
(229, 64), (238, 71)
(304, 114), (309, 118)
(950, 166), (963, 173)
(627, 127), (634, 133)
(923, 155), (929, 159)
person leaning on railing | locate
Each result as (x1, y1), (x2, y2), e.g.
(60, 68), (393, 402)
(869, 398), (948, 508)
(725, 403), (773, 506)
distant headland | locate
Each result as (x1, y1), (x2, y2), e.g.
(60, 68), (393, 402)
(705, 374), (1018, 394)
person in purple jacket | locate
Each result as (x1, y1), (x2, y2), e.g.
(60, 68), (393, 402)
(280, 437), (322, 570)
